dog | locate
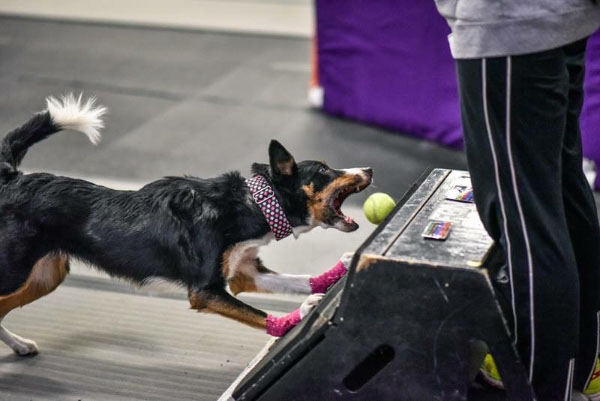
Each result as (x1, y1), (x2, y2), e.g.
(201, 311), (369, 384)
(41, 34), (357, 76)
(0, 94), (372, 355)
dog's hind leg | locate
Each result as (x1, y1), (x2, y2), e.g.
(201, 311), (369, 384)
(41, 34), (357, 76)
(0, 253), (69, 355)
(0, 319), (39, 356)
(189, 287), (268, 330)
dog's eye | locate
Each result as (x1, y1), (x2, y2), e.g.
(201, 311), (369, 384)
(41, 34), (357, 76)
(318, 166), (328, 174)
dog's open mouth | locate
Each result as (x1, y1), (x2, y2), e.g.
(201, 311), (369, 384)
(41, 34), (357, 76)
(330, 183), (368, 232)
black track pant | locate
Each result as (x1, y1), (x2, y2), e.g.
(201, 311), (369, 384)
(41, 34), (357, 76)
(456, 39), (600, 400)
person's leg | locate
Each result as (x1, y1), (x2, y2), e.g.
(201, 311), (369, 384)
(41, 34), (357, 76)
(561, 38), (600, 391)
(457, 48), (578, 400)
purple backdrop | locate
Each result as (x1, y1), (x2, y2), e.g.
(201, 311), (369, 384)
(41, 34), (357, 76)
(316, 1), (600, 186)
(582, 32), (600, 188)
(316, 0), (462, 148)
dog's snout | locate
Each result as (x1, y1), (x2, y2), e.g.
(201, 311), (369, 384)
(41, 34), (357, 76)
(362, 167), (373, 178)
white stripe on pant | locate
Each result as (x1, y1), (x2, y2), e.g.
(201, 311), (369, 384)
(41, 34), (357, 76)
(482, 57), (536, 381)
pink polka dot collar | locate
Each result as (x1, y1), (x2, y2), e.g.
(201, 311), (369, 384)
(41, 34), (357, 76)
(246, 174), (294, 241)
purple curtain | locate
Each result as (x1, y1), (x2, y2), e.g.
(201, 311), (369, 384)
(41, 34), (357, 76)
(316, 0), (462, 148)
(582, 31), (600, 188)
(316, 1), (600, 187)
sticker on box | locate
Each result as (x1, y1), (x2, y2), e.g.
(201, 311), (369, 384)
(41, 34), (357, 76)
(445, 185), (474, 203)
(422, 220), (452, 240)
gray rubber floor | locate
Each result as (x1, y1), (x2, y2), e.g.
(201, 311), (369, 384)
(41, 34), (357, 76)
(2, 15), (600, 401)
(0, 280), (271, 401)
(0, 15), (471, 401)
(0, 16), (467, 202)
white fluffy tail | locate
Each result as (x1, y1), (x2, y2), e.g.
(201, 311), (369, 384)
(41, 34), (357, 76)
(46, 93), (107, 145)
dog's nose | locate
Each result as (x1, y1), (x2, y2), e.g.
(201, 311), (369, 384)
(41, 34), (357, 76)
(363, 167), (373, 177)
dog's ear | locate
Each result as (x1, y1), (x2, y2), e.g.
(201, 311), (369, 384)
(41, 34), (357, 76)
(269, 140), (297, 177)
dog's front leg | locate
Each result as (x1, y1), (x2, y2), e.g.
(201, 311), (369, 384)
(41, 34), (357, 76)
(308, 252), (353, 294)
(227, 253), (353, 297)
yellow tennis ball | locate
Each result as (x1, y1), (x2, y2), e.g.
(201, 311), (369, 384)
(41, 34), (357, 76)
(363, 193), (396, 224)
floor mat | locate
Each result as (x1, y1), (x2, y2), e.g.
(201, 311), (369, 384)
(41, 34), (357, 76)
(0, 284), (271, 401)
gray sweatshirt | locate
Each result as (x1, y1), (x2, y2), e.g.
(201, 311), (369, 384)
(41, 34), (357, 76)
(434, 0), (600, 58)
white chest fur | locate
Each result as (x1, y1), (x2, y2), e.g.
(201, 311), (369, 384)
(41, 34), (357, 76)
(225, 232), (312, 295)
(225, 233), (275, 279)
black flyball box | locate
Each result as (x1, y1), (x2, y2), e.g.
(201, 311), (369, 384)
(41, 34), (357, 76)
(223, 169), (534, 401)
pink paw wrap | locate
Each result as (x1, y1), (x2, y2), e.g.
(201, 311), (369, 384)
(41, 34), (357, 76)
(266, 309), (301, 337)
(309, 260), (348, 294)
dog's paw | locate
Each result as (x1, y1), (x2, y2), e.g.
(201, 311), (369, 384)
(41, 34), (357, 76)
(300, 293), (324, 319)
(309, 255), (351, 294)
(340, 252), (355, 268)
(10, 336), (39, 356)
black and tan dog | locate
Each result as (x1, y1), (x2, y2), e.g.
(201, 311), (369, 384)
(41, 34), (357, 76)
(0, 95), (372, 355)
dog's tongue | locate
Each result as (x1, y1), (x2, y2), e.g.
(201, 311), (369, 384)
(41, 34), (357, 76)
(342, 215), (359, 232)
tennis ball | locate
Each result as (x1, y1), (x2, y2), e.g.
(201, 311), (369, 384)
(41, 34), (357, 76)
(363, 193), (396, 225)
